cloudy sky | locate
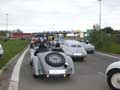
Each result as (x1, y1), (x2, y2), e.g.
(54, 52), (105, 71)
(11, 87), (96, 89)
(0, 0), (120, 32)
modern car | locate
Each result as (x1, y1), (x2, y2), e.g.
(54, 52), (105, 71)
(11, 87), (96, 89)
(30, 45), (74, 78)
(106, 61), (120, 90)
(80, 42), (95, 53)
(61, 40), (87, 61)
(0, 44), (4, 58)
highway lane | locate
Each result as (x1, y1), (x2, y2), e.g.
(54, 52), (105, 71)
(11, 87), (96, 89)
(18, 52), (119, 90)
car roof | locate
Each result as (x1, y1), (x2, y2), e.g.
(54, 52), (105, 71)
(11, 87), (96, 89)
(64, 40), (80, 45)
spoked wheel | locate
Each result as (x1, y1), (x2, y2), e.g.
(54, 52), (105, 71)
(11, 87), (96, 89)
(107, 69), (120, 90)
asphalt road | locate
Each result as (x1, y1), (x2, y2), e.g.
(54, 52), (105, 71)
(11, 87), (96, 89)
(18, 52), (119, 90)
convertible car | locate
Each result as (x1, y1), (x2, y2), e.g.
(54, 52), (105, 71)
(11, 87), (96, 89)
(61, 40), (87, 61)
(30, 46), (74, 78)
(106, 61), (120, 90)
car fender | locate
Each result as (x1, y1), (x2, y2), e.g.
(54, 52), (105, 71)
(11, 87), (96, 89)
(66, 56), (75, 74)
(29, 49), (35, 61)
(106, 61), (120, 75)
(32, 56), (42, 75)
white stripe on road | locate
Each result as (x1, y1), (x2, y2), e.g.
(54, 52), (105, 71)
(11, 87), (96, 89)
(95, 52), (120, 60)
(8, 48), (29, 90)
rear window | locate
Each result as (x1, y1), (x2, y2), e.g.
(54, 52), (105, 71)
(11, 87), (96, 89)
(77, 45), (81, 47)
(71, 45), (76, 47)
(71, 45), (81, 48)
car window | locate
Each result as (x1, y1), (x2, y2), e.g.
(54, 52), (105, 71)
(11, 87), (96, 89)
(71, 45), (76, 47)
(77, 45), (81, 47)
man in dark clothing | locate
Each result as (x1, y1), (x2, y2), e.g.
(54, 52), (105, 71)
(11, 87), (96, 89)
(34, 43), (49, 56)
(52, 43), (64, 52)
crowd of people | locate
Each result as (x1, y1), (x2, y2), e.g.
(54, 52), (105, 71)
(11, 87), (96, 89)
(30, 35), (64, 55)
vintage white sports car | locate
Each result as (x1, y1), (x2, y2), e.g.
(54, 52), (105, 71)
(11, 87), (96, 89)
(106, 61), (120, 90)
(80, 42), (95, 53)
(29, 45), (74, 78)
(0, 44), (4, 58)
(61, 40), (87, 61)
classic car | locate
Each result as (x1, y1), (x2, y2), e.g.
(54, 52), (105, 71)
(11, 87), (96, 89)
(30, 45), (74, 78)
(106, 61), (120, 90)
(61, 40), (87, 61)
(80, 42), (95, 53)
(0, 44), (4, 58)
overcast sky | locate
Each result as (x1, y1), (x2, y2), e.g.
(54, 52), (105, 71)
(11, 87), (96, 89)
(0, 0), (120, 33)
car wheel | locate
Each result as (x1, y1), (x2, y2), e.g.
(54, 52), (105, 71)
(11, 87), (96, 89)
(91, 51), (94, 53)
(66, 74), (70, 77)
(45, 52), (65, 67)
(33, 74), (39, 78)
(107, 69), (120, 90)
(80, 57), (84, 61)
(30, 61), (33, 66)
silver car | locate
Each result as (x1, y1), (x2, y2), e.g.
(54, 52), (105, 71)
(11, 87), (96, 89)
(30, 49), (74, 78)
(0, 44), (4, 58)
(61, 40), (87, 61)
(80, 42), (95, 53)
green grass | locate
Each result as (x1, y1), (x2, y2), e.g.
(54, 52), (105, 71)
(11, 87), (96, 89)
(97, 43), (120, 54)
(0, 39), (29, 69)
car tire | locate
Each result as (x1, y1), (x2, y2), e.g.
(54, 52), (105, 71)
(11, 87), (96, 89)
(80, 57), (84, 61)
(30, 61), (33, 66)
(66, 74), (70, 77)
(33, 74), (39, 78)
(107, 69), (120, 90)
(45, 52), (65, 67)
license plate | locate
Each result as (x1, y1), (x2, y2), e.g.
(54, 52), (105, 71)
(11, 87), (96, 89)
(74, 53), (82, 56)
(49, 70), (66, 75)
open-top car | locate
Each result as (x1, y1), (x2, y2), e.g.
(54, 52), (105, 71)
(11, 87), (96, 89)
(61, 40), (87, 61)
(30, 45), (74, 78)
(106, 61), (120, 90)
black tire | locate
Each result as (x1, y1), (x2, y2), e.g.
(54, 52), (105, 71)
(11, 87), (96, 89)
(66, 74), (70, 77)
(32, 64), (39, 78)
(45, 52), (65, 67)
(80, 57), (84, 61)
(107, 69), (120, 90)
(30, 61), (33, 66)
(33, 74), (39, 78)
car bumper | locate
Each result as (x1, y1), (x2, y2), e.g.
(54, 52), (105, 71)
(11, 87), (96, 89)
(86, 48), (95, 52)
(47, 69), (72, 78)
(70, 54), (87, 58)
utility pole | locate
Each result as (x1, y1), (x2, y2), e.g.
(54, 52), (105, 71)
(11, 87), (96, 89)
(5, 13), (8, 31)
(98, 0), (102, 30)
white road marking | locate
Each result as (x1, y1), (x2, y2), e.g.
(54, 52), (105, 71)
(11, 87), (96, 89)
(8, 47), (29, 90)
(95, 52), (120, 60)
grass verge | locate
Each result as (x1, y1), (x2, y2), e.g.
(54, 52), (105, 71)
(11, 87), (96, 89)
(0, 39), (29, 69)
(97, 43), (120, 54)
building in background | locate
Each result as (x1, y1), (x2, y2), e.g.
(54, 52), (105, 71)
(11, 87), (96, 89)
(10, 32), (32, 39)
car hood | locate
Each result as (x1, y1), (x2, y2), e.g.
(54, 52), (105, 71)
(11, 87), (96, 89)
(82, 44), (95, 49)
(106, 61), (120, 74)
